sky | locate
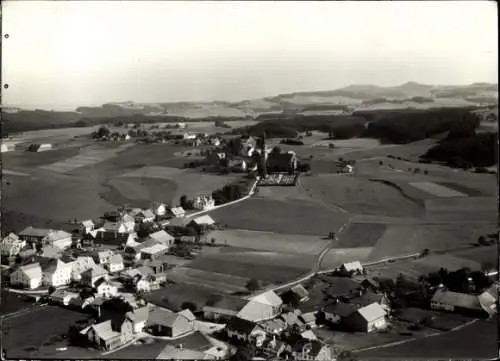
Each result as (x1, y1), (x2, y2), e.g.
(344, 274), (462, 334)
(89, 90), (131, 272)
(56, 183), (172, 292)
(2, 1), (498, 110)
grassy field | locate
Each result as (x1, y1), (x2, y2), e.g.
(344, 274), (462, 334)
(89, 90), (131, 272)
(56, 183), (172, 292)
(355, 319), (496, 359)
(449, 245), (498, 266)
(0, 291), (37, 316)
(165, 266), (250, 294)
(424, 197), (497, 222)
(334, 222), (387, 248)
(206, 229), (329, 255)
(366, 223), (497, 261)
(3, 305), (93, 359)
(297, 174), (424, 217)
(210, 197), (350, 236)
(319, 247), (374, 271)
(2, 147), (81, 169)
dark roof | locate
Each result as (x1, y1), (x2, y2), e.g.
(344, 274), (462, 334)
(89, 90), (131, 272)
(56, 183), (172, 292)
(226, 317), (258, 335)
(291, 339), (323, 357)
(320, 276), (361, 297)
(324, 302), (357, 318)
(95, 232), (131, 246)
(348, 290), (382, 308)
(146, 307), (180, 328)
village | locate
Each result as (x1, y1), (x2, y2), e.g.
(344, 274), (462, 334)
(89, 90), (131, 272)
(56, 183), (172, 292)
(1, 128), (498, 361)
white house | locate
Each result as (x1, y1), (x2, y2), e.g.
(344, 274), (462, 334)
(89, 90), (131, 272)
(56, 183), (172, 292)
(0, 233), (25, 258)
(50, 289), (80, 306)
(81, 220), (95, 234)
(45, 230), (73, 250)
(94, 250), (114, 265)
(343, 302), (387, 333)
(136, 277), (154, 293)
(42, 259), (72, 287)
(126, 306), (150, 334)
(107, 254), (124, 273)
(169, 207), (186, 218)
(95, 278), (118, 298)
(238, 291), (283, 322)
(135, 209), (155, 223)
(70, 256), (96, 281)
(10, 263), (43, 289)
(342, 165), (353, 174)
(226, 317), (267, 347)
(341, 261), (364, 273)
(81, 265), (109, 287)
(148, 230), (174, 247)
(140, 244), (169, 260)
(153, 203), (167, 217)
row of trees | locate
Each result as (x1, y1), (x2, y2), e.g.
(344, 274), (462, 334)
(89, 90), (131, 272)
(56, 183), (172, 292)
(212, 183), (248, 205)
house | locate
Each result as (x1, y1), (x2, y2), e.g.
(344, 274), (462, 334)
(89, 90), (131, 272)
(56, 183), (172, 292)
(430, 288), (490, 318)
(140, 243), (169, 261)
(280, 284), (310, 306)
(135, 209), (156, 223)
(0, 233), (25, 258)
(291, 340), (333, 361)
(169, 207), (186, 218)
(81, 220), (95, 234)
(81, 265), (109, 287)
(94, 250), (115, 265)
(41, 259), (72, 287)
(320, 276), (362, 300)
(45, 230), (73, 250)
(29, 143), (52, 152)
(342, 164), (354, 174)
(126, 306), (150, 333)
(301, 330), (318, 341)
(95, 278), (118, 298)
(148, 230), (175, 247)
(479, 284), (498, 316)
(192, 195), (216, 211)
(18, 227), (52, 245)
(238, 290), (283, 322)
(1, 143), (15, 152)
(41, 245), (62, 259)
(146, 306), (194, 338)
(341, 261), (364, 274)
(183, 132), (197, 140)
(50, 289), (80, 306)
(136, 275), (155, 293)
(152, 203), (167, 217)
(10, 263), (43, 289)
(323, 302), (358, 324)
(298, 309), (318, 329)
(85, 317), (134, 351)
(280, 311), (306, 330)
(107, 254), (124, 273)
(226, 317), (267, 347)
(178, 309), (196, 325)
(70, 256), (96, 281)
(203, 295), (249, 321)
(360, 277), (380, 292)
(343, 302), (388, 332)
(187, 215), (216, 233)
(259, 318), (287, 335)
(93, 230), (137, 248)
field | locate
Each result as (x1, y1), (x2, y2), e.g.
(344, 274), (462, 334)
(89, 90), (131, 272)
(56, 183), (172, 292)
(206, 229), (329, 255)
(424, 197), (497, 222)
(333, 222), (387, 248)
(144, 283), (226, 311)
(366, 222), (497, 261)
(355, 319), (496, 359)
(449, 245), (498, 266)
(0, 290), (36, 316)
(409, 181), (468, 198)
(2, 305), (96, 359)
(319, 247), (374, 271)
(210, 197), (350, 236)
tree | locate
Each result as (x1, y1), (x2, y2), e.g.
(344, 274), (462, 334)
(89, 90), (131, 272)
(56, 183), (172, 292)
(470, 271), (491, 292)
(329, 143), (335, 149)
(420, 248), (430, 258)
(181, 301), (197, 312)
(96, 126), (110, 138)
(379, 160), (384, 165)
(186, 226), (198, 239)
(211, 238), (216, 245)
(48, 286), (56, 295)
(245, 278), (261, 292)
(14, 254), (22, 264)
(180, 195), (188, 209)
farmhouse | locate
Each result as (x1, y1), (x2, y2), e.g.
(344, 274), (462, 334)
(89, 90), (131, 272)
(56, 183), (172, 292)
(94, 250), (115, 265)
(341, 261), (364, 274)
(18, 226), (52, 245)
(203, 295), (249, 321)
(148, 230), (175, 247)
(1, 142), (15, 152)
(279, 311), (306, 330)
(0, 233), (25, 258)
(45, 230), (73, 250)
(238, 290), (283, 322)
(152, 202), (167, 216)
(126, 306), (150, 334)
(135, 209), (156, 223)
(84, 317), (134, 351)
(41, 259), (73, 287)
(69, 256), (96, 281)
(169, 207), (186, 218)
(146, 306), (194, 338)
(290, 339), (333, 361)
(187, 215), (216, 233)
(280, 284), (310, 306)
(430, 288), (490, 318)
(342, 302), (388, 333)
(226, 317), (267, 347)
(139, 243), (169, 261)
(10, 263), (43, 289)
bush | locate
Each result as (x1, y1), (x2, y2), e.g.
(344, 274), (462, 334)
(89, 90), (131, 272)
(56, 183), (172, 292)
(280, 138), (304, 145)
(423, 170), (428, 175)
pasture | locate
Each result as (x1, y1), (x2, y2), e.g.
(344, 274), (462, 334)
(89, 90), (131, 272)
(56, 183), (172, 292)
(319, 247), (374, 271)
(209, 197), (350, 236)
(297, 174), (424, 217)
(333, 222), (387, 248)
(3, 306), (92, 359)
(355, 319), (496, 359)
(206, 229), (329, 255)
(449, 245), (498, 267)
(409, 181), (467, 198)
(424, 197), (497, 222)
(366, 222), (497, 261)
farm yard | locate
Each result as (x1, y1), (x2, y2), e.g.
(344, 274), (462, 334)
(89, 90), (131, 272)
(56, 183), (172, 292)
(210, 197), (350, 236)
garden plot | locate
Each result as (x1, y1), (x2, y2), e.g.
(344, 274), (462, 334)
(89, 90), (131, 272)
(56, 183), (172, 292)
(207, 229), (329, 255)
(40, 143), (133, 173)
(409, 181), (468, 198)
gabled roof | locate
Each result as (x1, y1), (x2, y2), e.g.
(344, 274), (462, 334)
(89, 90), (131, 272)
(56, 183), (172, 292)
(19, 226), (52, 238)
(146, 307), (181, 327)
(126, 306), (150, 324)
(178, 309), (196, 322)
(226, 317), (259, 335)
(140, 243), (168, 255)
(356, 302), (387, 322)
(95, 277), (113, 289)
(41, 259), (69, 275)
(149, 230), (174, 244)
(280, 311), (305, 328)
(138, 209), (155, 218)
(108, 253), (123, 265)
(250, 290), (282, 307)
(45, 230), (72, 242)
(342, 261), (363, 272)
(431, 289), (482, 311)
(190, 215), (215, 226)
(136, 265), (155, 277)
(2, 233), (20, 244)
(324, 302), (357, 318)
(18, 262), (43, 280)
(290, 284), (309, 299)
(83, 265), (108, 279)
(90, 320), (121, 341)
(170, 207), (185, 216)
(81, 220), (94, 228)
